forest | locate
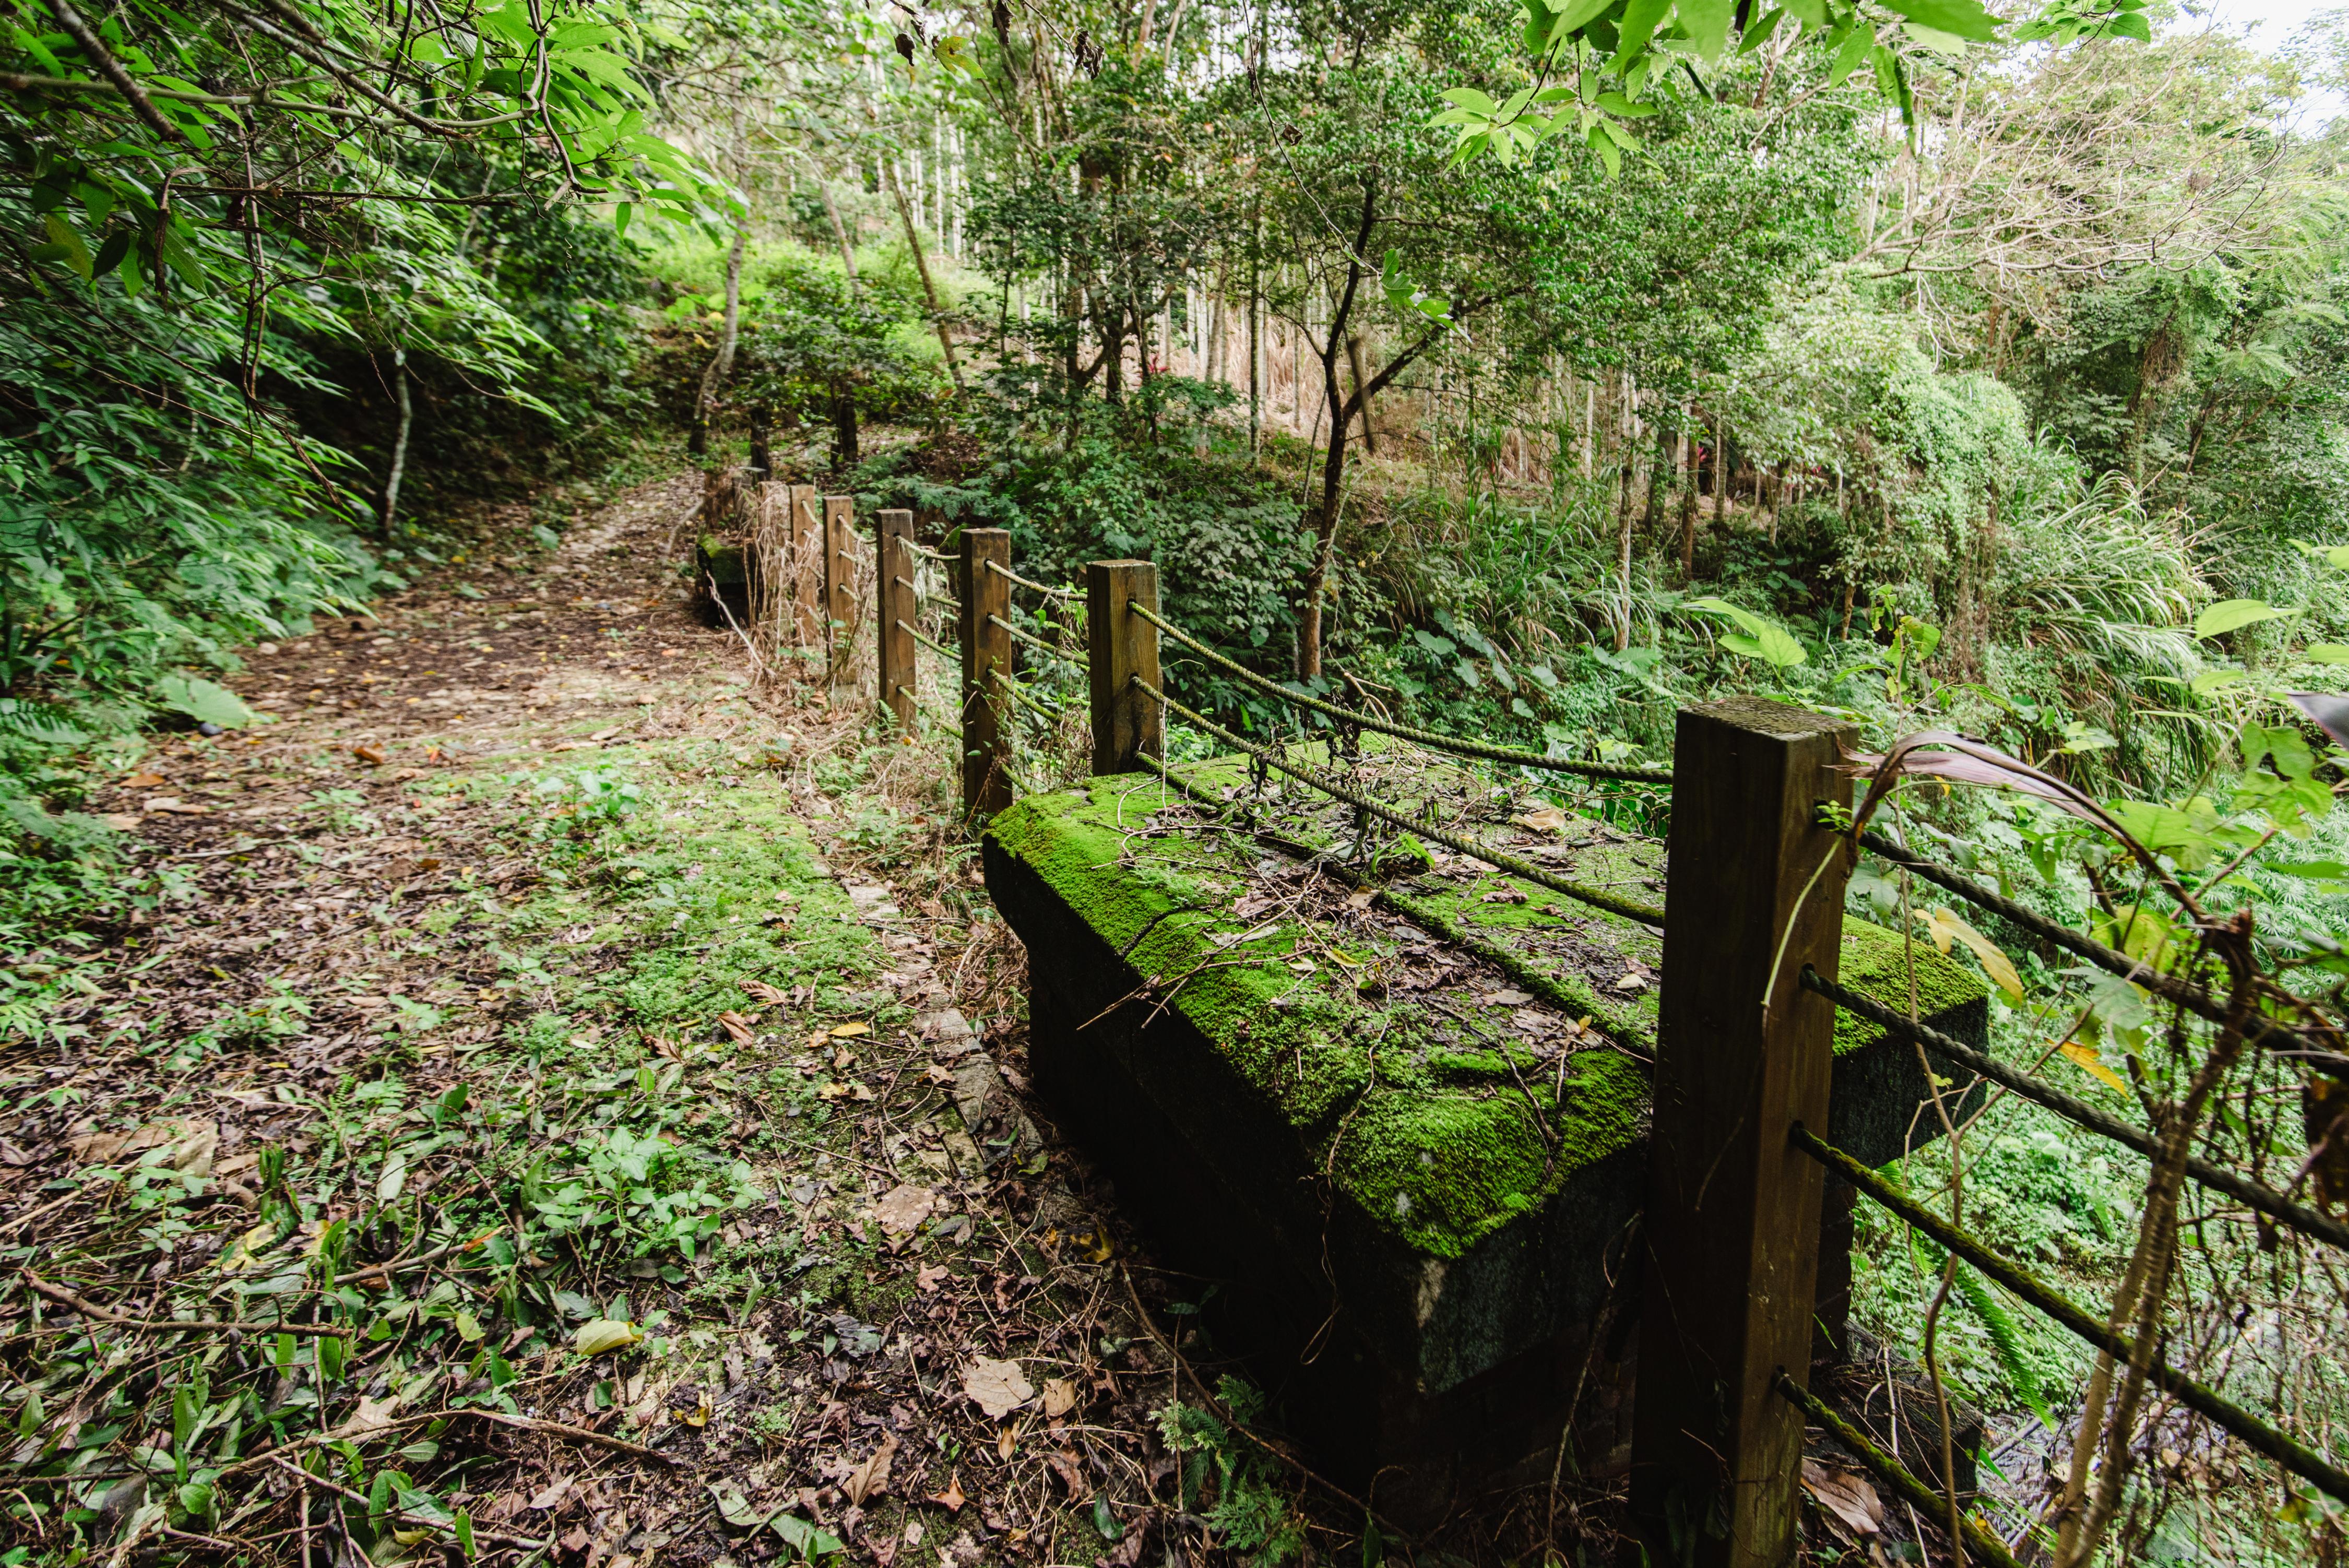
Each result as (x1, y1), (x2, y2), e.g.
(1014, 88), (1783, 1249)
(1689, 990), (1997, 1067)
(5, 0), (2349, 1563)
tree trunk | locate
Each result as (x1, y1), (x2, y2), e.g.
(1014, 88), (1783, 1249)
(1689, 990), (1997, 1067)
(691, 225), (747, 457)
(1712, 412), (1728, 527)
(381, 347), (411, 539)
(1346, 332), (1378, 455)
(820, 180), (859, 290)
(832, 392), (859, 470)
(886, 160), (965, 390)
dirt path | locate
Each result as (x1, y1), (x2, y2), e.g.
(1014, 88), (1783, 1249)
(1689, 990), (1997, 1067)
(0, 472), (1345, 1568)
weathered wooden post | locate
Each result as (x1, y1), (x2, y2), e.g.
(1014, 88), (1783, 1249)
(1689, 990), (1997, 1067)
(877, 508), (916, 733)
(823, 495), (856, 692)
(789, 484), (822, 655)
(962, 528), (1013, 815)
(1630, 696), (1856, 1568)
(1086, 561), (1160, 775)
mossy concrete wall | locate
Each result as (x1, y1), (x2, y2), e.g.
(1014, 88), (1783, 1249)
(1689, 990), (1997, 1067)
(983, 766), (1988, 1505)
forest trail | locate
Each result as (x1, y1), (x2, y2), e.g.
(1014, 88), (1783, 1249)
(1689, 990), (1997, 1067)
(2, 473), (1251, 1567)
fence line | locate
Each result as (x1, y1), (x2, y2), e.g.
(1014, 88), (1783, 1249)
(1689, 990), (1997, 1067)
(1131, 601), (1674, 784)
(694, 504), (2348, 1561)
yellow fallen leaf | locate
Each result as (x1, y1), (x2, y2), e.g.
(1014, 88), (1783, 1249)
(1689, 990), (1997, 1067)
(2058, 1040), (2129, 1094)
(1512, 805), (1570, 832)
(218, 1220), (279, 1273)
(829, 1021), (870, 1038)
(573, 1319), (643, 1356)
(1921, 907), (2025, 1004)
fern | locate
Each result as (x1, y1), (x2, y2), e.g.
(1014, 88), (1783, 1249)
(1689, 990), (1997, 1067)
(1953, 1258), (2057, 1433)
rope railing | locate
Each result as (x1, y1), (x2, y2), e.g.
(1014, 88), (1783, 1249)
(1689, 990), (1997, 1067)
(983, 557), (1079, 599)
(893, 684), (960, 734)
(911, 542), (957, 563)
(1128, 601), (1674, 785)
(1792, 1122), (2349, 1504)
(1854, 828), (2327, 1065)
(1131, 675), (1668, 929)
(1772, 1373), (2029, 1568)
(987, 612), (1073, 663)
(1801, 968), (2349, 1251)
(896, 619), (957, 663)
(991, 667), (1067, 724)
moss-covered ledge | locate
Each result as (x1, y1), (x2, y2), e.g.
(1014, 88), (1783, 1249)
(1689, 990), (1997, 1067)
(983, 763), (1988, 1498)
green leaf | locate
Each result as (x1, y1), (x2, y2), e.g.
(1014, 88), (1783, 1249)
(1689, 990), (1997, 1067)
(1880, 0), (2001, 41)
(41, 212), (92, 280)
(1596, 91), (1659, 118)
(1438, 87), (1497, 114)
(2301, 644), (2349, 666)
(1677, 0), (1737, 59)
(2193, 599), (2299, 638)
(1826, 22), (1874, 88)
(2270, 861), (2349, 883)
(454, 1509), (477, 1559)
(1738, 7), (1787, 54)
(155, 673), (254, 729)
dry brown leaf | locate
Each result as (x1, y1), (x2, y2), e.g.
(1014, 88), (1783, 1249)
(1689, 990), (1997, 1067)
(1046, 1447), (1088, 1498)
(845, 1432), (899, 1504)
(331, 1394), (402, 1442)
(352, 745), (386, 766)
(874, 1184), (937, 1237)
(997, 1424), (1017, 1462)
(851, 1083), (877, 1102)
(925, 1474), (966, 1513)
(527, 1476), (574, 1511)
(916, 1264), (950, 1294)
(1041, 1379), (1078, 1419)
(829, 1021), (870, 1039)
(124, 771), (167, 788)
(742, 980), (788, 1005)
(716, 1011), (757, 1044)
(1799, 1459), (1883, 1537)
(964, 1357), (1034, 1420)
(1512, 805), (1569, 831)
(143, 797), (208, 815)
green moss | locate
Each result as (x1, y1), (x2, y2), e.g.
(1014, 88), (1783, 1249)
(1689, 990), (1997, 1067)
(991, 766), (1987, 1265)
(1832, 919), (1989, 1055)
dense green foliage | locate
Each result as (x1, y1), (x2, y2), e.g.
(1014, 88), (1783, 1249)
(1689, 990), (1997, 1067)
(8, 0), (2349, 1559)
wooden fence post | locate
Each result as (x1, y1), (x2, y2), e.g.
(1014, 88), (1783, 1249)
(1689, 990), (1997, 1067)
(1086, 561), (1160, 775)
(823, 495), (856, 692)
(877, 508), (916, 733)
(1630, 696), (1856, 1568)
(789, 484), (822, 654)
(962, 528), (1013, 815)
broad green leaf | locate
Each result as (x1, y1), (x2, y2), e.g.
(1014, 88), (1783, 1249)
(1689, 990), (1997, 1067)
(155, 673), (254, 729)
(1438, 88), (1497, 114)
(1612, 0), (1678, 66)
(1881, 0), (2001, 40)
(2194, 599), (2299, 638)
(2302, 644), (2349, 665)
(2270, 861), (2349, 883)
(1681, 596), (1767, 637)
(1826, 22), (1875, 88)
(1754, 623), (1807, 668)
(1738, 6), (1787, 53)
(1678, 0), (1737, 59)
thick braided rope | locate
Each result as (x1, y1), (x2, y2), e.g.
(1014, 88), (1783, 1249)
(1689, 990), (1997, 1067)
(1132, 676), (1666, 929)
(1130, 601), (1673, 785)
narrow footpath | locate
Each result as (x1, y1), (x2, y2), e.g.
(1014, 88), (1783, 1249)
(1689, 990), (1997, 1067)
(0, 472), (1407, 1567)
